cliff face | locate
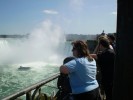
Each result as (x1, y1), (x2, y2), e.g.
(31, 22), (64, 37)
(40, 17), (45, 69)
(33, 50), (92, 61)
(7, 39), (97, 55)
(65, 34), (97, 41)
(65, 34), (98, 53)
(0, 34), (29, 38)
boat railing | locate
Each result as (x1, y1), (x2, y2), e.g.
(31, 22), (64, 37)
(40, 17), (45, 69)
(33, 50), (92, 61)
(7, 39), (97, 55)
(2, 72), (60, 100)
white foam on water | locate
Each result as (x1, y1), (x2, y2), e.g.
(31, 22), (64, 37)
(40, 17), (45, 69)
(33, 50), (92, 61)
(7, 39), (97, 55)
(0, 19), (68, 65)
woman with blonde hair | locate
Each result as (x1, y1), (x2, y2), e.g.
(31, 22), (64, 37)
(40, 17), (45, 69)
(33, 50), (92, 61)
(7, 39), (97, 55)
(93, 35), (113, 54)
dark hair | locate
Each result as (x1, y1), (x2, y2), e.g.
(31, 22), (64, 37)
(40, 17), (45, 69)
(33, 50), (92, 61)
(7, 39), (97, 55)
(99, 38), (110, 48)
(107, 34), (115, 41)
(63, 56), (75, 64)
(72, 40), (93, 61)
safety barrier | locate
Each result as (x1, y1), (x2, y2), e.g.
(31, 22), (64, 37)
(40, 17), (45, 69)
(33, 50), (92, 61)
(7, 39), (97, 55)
(2, 72), (60, 100)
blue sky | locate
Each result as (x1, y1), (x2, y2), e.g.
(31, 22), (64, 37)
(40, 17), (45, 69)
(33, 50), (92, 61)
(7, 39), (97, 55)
(0, 0), (117, 35)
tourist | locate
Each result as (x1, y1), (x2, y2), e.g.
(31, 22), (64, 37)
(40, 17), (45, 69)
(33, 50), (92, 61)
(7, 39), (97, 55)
(107, 34), (116, 52)
(91, 38), (115, 100)
(56, 56), (75, 100)
(60, 40), (99, 100)
(93, 35), (113, 54)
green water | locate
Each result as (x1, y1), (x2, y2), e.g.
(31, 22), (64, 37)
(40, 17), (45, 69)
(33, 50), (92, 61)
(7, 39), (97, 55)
(0, 63), (59, 99)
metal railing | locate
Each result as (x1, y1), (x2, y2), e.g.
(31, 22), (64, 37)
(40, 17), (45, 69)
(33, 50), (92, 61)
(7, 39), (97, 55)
(2, 72), (60, 100)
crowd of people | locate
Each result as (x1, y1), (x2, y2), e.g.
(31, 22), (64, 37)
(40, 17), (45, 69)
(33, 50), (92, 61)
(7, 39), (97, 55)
(57, 33), (116, 100)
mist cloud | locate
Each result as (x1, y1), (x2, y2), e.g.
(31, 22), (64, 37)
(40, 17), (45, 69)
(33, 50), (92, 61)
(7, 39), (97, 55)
(0, 20), (66, 65)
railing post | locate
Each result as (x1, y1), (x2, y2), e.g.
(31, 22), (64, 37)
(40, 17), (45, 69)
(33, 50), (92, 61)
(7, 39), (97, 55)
(26, 91), (31, 100)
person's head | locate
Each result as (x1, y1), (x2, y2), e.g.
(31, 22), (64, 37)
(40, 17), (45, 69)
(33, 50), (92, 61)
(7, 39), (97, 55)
(98, 35), (108, 43)
(107, 34), (115, 43)
(71, 40), (93, 61)
(63, 56), (75, 64)
(99, 38), (110, 50)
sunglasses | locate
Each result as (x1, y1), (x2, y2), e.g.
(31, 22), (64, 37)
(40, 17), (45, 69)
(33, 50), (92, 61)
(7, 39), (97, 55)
(72, 47), (76, 51)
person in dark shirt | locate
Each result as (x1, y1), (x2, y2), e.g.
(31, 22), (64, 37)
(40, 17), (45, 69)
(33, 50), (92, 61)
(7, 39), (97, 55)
(91, 38), (115, 100)
(107, 34), (116, 52)
(56, 56), (75, 100)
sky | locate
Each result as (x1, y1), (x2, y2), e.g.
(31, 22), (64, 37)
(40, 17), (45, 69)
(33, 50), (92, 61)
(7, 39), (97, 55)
(0, 0), (117, 35)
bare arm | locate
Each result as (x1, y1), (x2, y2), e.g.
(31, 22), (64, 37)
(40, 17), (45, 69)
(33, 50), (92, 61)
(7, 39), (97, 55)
(60, 65), (69, 74)
(93, 44), (100, 54)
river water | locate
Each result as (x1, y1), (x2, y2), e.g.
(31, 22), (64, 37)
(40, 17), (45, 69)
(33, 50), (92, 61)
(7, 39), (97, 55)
(0, 37), (72, 99)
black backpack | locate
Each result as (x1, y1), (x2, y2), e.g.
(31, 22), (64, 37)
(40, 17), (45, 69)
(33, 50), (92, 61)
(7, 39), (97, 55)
(56, 57), (75, 100)
(57, 73), (72, 93)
